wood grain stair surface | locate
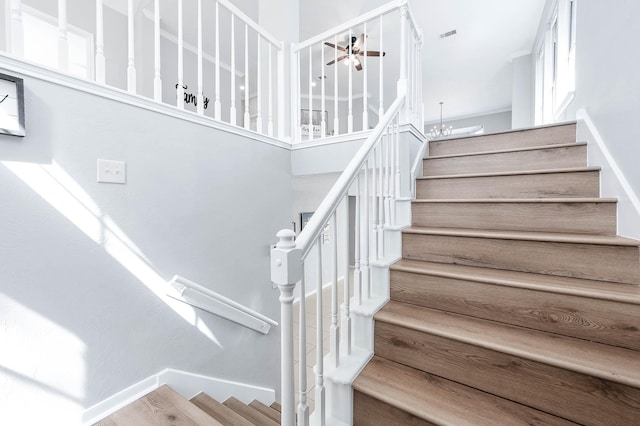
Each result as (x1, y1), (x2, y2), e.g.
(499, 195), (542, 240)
(94, 385), (222, 426)
(402, 227), (640, 284)
(249, 400), (281, 424)
(411, 198), (617, 235)
(429, 122), (577, 156)
(416, 167), (600, 199)
(353, 356), (578, 426)
(423, 143), (586, 176)
(269, 401), (281, 412)
(223, 396), (280, 426)
(375, 302), (640, 425)
(190, 393), (254, 426)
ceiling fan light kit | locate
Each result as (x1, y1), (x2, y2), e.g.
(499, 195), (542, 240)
(324, 34), (386, 71)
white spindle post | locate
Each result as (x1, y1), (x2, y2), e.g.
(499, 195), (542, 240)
(321, 41), (326, 138)
(268, 44), (274, 136)
(277, 45), (285, 139)
(378, 135), (385, 259)
(296, 50), (301, 141)
(271, 230), (300, 426)
(330, 213), (339, 368)
(10, 0), (24, 57)
(127, 0), (136, 93)
(362, 22), (368, 131)
(95, 0), (105, 83)
(297, 267), (310, 426)
(58, 0), (68, 72)
(177, 0), (184, 108)
(342, 196), (351, 355)
(363, 159), (370, 301)
(389, 120), (397, 226)
(398, 5), (408, 98)
(384, 127), (391, 229)
(256, 34), (262, 133)
(315, 239), (326, 426)
(333, 35), (339, 136)
(214, 1), (221, 120)
(371, 147), (378, 261)
(394, 118), (401, 211)
(230, 15), (236, 124)
(197, 0), (204, 115)
(348, 29), (353, 133)
(379, 14), (384, 120)
(308, 46), (313, 141)
(244, 24), (250, 129)
(153, 0), (161, 101)
(354, 172), (362, 306)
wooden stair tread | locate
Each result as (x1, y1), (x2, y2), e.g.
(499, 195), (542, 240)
(391, 259), (640, 304)
(427, 142), (587, 160)
(417, 166), (600, 180)
(435, 121), (577, 142)
(223, 396), (279, 426)
(353, 356), (577, 426)
(412, 197), (618, 203)
(403, 226), (640, 246)
(94, 385), (222, 425)
(249, 400), (281, 423)
(269, 401), (281, 412)
(190, 393), (254, 426)
(377, 301), (640, 387)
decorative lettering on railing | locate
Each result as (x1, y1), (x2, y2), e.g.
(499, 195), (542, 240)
(175, 84), (210, 110)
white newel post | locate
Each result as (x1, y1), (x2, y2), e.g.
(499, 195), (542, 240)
(58, 0), (68, 72)
(10, 0), (24, 57)
(127, 0), (136, 93)
(153, 0), (162, 101)
(270, 229), (301, 426)
(95, 0), (105, 83)
(397, 3), (408, 121)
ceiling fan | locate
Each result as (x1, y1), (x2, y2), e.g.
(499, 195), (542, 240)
(324, 34), (386, 71)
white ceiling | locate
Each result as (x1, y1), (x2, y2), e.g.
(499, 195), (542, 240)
(299, 0), (546, 123)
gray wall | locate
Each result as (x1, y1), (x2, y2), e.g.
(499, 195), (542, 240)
(425, 110), (513, 134)
(0, 69), (291, 422)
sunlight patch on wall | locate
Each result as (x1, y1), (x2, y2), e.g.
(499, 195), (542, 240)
(2, 160), (220, 346)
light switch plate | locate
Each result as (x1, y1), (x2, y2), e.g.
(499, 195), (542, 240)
(97, 159), (126, 184)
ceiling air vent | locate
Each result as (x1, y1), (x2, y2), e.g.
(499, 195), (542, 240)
(440, 30), (457, 39)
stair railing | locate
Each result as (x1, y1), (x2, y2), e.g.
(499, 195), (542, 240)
(271, 92), (408, 426)
(6, 0), (285, 138)
(291, 0), (422, 142)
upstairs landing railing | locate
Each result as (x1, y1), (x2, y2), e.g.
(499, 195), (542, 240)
(5, 0), (285, 138)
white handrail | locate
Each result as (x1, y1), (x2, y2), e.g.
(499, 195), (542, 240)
(296, 95), (406, 260)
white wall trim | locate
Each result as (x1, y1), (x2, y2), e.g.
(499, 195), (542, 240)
(82, 369), (276, 425)
(0, 53), (292, 150)
(576, 109), (640, 240)
(553, 90), (575, 121)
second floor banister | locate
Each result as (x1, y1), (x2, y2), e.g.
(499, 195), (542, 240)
(271, 92), (414, 426)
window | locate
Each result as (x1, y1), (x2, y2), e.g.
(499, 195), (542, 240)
(20, 5), (94, 80)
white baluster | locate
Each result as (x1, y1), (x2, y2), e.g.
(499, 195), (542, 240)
(308, 46), (313, 141)
(256, 34), (262, 133)
(58, 0), (68, 72)
(127, 0), (136, 93)
(321, 41), (326, 138)
(10, 0), (24, 57)
(230, 15), (236, 124)
(379, 14), (384, 120)
(363, 159), (370, 301)
(95, 0), (105, 83)
(277, 46), (285, 139)
(214, 1), (221, 120)
(297, 266), (310, 426)
(153, 0), (161, 101)
(333, 35), (339, 136)
(371, 146), (378, 261)
(398, 5), (408, 98)
(197, 0), (204, 115)
(268, 43), (273, 137)
(330, 213), (339, 368)
(315, 239), (325, 426)
(296, 51), (301, 141)
(384, 127), (391, 230)
(354, 172), (362, 306)
(244, 24), (250, 129)
(378, 135), (385, 260)
(342, 196), (351, 355)
(348, 29), (353, 133)
(177, 0), (184, 108)
(394, 118), (401, 212)
(362, 21), (368, 131)
(389, 120), (397, 226)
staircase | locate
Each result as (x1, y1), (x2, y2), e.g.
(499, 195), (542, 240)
(94, 385), (281, 425)
(352, 122), (640, 425)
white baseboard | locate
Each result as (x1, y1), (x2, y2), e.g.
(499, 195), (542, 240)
(82, 369), (275, 425)
(576, 109), (640, 240)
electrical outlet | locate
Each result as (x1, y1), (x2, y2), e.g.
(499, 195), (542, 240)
(97, 159), (126, 184)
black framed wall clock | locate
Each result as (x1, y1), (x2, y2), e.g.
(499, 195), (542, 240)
(0, 72), (26, 137)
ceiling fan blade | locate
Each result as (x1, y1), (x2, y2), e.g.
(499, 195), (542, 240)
(358, 51), (386, 57)
(353, 34), (365, 52)
(354, 56), (363, 71)
(324, 41), (347, 52)
(326, 54), (348, 66)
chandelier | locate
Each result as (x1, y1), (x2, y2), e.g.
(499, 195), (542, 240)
(430, 101), (452, 138)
